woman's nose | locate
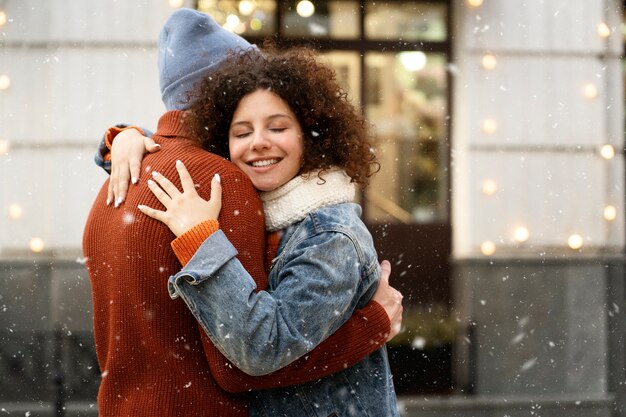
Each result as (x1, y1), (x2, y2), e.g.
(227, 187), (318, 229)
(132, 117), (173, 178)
(250, 131), (271, 151)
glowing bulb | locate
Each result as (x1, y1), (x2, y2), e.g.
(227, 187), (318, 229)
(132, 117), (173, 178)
(568, 234), (583, 250)
(0, 10), (7, 28)
(481, 54), (497, 70)
(597, 22), (611, 38)
(399, 51), (427, 72)
(481, 180), (497, 196)
(30, 237), (45, 253)
(480, 241), (496, 256)
(239, 0), (255, 16)
(250, 18), (263, 31)
(466, 0), (484, 7)
(600, 144), (615, 159)
(583, 83), (598, 99)
(604, 205), (617, 221)
(296, 1), (315, 18)
(0, 139), (9, 154)
(8, 204), (23, 220)
(481, 118), (497, 135)
(513, 227), (529, 243)
(169, 0), (184, 8)
(0, 74), (10, 91)
(225, 14), (241, 31)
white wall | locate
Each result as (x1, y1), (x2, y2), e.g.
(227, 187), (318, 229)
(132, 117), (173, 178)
(0, 0), (194, 254)
(452, 0), (624, 257)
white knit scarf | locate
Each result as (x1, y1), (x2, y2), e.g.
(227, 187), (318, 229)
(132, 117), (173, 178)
(260, 168), (356, 232)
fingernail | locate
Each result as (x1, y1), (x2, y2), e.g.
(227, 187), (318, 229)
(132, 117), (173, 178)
(152, 171), (159, 178)
(176, 160), (182, 166)
(154, 144), (161, 148)
(114, 198), (122, 208)
(147, 179), (155, 187)
(131, 177), (138, 185)
(137, 204), (144, 210)
(214, 173), (221, 183)
(106, 198), (111, 206)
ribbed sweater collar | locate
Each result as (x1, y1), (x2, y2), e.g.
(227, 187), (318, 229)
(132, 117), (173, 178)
(260, 168), (356, 232)
(155, 110), (193, 139)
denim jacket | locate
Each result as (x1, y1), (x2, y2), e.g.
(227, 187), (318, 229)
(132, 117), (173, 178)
(169, 203), (399, 417)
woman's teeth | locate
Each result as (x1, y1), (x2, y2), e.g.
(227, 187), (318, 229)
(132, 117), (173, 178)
(251, 159), (278, 167)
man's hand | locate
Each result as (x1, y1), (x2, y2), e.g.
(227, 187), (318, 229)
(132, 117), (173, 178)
(372, 260), (403, 342)
(108, 128), (161, 207)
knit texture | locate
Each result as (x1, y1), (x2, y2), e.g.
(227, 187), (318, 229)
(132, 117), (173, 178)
(261, 168), (356, 232)
(83, 110), (264, 417)
(158, 8), (256, 110)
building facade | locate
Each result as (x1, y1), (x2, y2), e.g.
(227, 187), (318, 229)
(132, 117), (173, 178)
(0, 0), (624, 416)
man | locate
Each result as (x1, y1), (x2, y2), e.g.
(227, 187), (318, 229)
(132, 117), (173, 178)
(83, 9), (400, 417)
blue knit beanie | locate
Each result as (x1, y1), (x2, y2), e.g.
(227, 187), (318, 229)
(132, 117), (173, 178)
(158, 9), (254, 110)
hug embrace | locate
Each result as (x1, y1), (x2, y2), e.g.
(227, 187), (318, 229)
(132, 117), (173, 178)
(84, 8), (402, 417)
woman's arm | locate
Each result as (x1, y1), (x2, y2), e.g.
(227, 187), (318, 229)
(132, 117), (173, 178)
(141, 163), (402, 387)
(171, 220), (399, 392)
(169, 228), (377, 376)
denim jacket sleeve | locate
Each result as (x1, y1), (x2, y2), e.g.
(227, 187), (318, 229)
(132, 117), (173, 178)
(168, 228), (372, 376)
(94, 124), (154, 173)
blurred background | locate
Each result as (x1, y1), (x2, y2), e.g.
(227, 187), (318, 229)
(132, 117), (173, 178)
(0, 0), (624, 416)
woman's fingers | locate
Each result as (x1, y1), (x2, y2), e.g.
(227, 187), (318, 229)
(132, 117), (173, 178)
(175, 160), (197, 195)
(209, 173), (222, 213)
(151, 170), (180, 198)
(137, 204), (166, 222)
(144, 136), (161, 154)
(147, 179), (173, 208)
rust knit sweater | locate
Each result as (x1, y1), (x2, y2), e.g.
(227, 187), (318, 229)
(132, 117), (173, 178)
(83, 111), (390, 416)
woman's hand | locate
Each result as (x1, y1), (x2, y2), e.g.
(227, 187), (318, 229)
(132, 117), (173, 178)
(372, 260), (404, 342)
(109, 128), (161, 207)
(138, 160), (223, 237)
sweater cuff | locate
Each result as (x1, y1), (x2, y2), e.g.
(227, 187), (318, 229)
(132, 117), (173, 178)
(103, 125), (146, 161)
(171, 220), (220, 266)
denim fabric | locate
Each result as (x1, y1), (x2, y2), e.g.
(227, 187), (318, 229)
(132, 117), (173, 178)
(169, 203), (399, 416)
(93, 124), (153, 173)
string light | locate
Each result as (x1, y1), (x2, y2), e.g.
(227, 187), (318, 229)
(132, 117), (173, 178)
(296, 1), (315, 18)
(239, 0), (255, 16)
(568, 234), (583, 250)
(481, 118), (497, 134)
(600, 144), (615, 160)
(250, 18), (263, 31)
(481, 54), (497, 70)
(0, 138), (9, 154)
(0, 74), (10, 91)
(481, 179), (498, 196)
(480, 241), (496, 256)
(0, 10), (7, 28)
(582, 83), (598, 99)
(224, 14), (241, 31)
(597, 22), (611, 38)
(8, 204), (23, 220)
(168, 0), (184, 8)
(466, 0), (484, 7)
(604, 205), (617, 221)
(513, 227), (529, 243)
(29, 237), (45, 253)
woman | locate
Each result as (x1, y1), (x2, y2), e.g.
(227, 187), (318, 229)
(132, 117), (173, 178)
(137, 45), (400, 416)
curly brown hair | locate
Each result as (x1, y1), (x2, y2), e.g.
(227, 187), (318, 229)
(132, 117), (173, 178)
(185, 45), (379, 188)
